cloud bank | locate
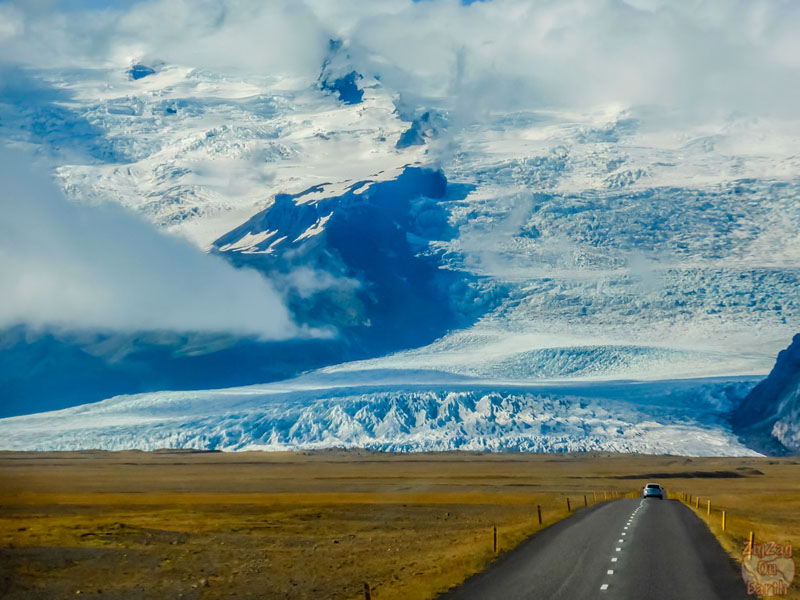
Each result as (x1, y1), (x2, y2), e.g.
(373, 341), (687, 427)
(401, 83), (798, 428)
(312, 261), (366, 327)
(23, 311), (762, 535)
(0, 145), (297, 338)
(345, 0), (800, 119)
(0, 0), (328, 80)
(2, 0), (799, 117)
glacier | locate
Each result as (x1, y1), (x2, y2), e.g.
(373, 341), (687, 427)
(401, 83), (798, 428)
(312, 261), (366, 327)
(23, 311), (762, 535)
(1, 2), (799, 454)
(0, 371), (760, 456)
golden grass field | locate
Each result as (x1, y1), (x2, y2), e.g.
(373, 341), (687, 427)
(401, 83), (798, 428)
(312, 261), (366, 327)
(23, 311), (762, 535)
(669, 467), (800, 599)
(0, 450), (798, 599)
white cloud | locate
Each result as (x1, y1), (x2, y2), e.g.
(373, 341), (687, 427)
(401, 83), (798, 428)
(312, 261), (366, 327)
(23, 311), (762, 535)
(113, 0), (327, 79)
(1, 0), (329, 80)
(2, 0), (798, 116)
(0, 3), (23, 41)
(341, 0), (800, 118)
(0, 144), (298, 338)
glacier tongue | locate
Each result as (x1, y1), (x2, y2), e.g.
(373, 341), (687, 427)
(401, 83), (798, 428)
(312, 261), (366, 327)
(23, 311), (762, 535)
(0, 373), (759, 456)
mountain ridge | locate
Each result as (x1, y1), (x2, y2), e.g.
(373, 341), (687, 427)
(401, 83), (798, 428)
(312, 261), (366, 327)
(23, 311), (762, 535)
(733, 334), (800, 454)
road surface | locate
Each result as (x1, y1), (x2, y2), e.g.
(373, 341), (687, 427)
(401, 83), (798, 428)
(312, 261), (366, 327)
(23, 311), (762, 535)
(440, 498), (749, 600)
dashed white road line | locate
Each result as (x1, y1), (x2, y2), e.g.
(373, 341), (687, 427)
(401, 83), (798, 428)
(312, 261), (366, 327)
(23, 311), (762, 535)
(604, 499), (646, 593)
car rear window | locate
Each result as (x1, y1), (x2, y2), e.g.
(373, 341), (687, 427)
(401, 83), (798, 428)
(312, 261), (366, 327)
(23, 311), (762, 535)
(646, 484), (660, 488)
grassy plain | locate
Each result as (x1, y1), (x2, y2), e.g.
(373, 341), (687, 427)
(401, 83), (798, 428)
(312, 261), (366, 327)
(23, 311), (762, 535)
(670, 467), (800, 599)
(0, 450), (798, 599)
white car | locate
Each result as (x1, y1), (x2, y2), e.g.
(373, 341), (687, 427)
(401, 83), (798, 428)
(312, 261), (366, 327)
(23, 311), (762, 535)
(642, 482), (665, 499)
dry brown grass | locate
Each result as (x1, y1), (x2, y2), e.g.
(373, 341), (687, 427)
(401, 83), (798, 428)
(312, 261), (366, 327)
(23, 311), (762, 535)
(0, 450), (797, 599)
(665, 460), (800, 599)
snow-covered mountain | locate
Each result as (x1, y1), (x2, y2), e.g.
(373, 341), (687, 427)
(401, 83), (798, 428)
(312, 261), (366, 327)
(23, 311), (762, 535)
(1, 1), (799, 454)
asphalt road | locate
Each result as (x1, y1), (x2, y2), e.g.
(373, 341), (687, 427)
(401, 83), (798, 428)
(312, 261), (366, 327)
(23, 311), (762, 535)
(440, 497), (750, 600)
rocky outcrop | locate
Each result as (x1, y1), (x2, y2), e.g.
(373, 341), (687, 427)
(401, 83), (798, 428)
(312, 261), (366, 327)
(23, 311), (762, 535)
(732, 334), (800, 455)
